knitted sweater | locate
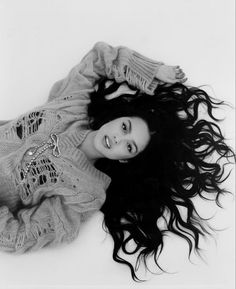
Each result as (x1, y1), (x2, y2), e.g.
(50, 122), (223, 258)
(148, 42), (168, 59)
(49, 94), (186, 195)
(0, 42), (163, 253)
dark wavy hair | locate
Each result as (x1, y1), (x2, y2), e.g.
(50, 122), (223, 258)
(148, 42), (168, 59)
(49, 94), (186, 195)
(87, 78), (235, 282)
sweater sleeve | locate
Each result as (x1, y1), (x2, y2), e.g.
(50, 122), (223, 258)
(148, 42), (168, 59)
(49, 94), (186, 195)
(47, 42), (164, 102)
(0, 192), (101, 253)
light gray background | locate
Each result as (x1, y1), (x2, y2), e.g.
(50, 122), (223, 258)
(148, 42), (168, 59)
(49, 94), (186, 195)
(0, 0), (235, 288)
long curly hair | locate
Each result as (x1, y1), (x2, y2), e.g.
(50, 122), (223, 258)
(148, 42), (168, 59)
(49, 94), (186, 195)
(87, 78), (235, 282)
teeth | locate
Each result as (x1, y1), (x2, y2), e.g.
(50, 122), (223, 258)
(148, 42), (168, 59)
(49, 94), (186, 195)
(105, 136), (110, 148)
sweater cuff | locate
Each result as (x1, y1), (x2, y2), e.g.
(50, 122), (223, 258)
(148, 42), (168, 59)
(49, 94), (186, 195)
(125, 50), (164, 94)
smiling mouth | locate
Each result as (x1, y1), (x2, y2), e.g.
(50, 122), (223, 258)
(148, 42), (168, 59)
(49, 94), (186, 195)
(104, 135), (111, 149)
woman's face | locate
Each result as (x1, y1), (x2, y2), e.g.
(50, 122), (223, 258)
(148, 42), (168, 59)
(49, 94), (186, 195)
(93, 116), (150, 160)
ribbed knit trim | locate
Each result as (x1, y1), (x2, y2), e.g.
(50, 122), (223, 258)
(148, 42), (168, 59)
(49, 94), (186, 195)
(59, 128), (111, 190)
(127, 51), (164, 94)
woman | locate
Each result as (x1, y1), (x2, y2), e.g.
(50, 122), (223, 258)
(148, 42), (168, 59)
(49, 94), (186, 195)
(0, 42), (234, 281)
(88, 77), (235, 281)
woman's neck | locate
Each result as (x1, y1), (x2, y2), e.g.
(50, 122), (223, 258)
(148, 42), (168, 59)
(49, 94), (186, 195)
(78, 130), (101, 164)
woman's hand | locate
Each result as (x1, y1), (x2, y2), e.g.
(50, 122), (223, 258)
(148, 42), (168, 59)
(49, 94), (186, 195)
(156, 65), (187, 84)
(104, 64), (187, 101)
(105, 82), (136, 100)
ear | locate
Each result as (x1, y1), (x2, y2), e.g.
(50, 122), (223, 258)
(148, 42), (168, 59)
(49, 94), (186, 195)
(119, 159), (128, 163)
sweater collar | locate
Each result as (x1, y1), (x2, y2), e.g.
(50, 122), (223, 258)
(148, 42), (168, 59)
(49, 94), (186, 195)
(60, 127), (111, 190)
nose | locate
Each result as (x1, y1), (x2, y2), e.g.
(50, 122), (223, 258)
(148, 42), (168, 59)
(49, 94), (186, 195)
(114, 135), (122, 144)
(113, 135), (128, 146)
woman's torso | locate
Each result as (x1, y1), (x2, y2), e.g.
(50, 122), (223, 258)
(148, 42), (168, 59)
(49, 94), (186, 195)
(0, 105), (109, 212)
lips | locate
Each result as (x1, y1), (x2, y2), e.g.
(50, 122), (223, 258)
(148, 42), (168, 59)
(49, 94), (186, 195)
(104, 135), (111, 149)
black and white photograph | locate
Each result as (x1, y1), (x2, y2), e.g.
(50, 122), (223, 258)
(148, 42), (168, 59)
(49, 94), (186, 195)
(0, 1), (235, 288)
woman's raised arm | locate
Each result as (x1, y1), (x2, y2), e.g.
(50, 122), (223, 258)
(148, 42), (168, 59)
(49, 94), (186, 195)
(47, 42), (186, 103)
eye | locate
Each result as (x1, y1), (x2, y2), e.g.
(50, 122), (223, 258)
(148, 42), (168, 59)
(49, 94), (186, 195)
(122, 122), (128, 132)
(127, 143), (132, 153)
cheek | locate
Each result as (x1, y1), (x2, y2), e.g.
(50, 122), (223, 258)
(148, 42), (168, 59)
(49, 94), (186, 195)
(97, 131), (106, 149)
(116, 144), (129, 158)
(93, 130), (103, 151)
(98, 123), (111, 138)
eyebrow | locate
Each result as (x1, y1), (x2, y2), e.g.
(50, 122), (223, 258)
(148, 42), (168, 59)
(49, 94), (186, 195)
(128, 119), (138, 153)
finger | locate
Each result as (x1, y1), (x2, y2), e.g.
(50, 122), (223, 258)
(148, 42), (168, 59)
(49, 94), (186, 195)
(176, 69), (183, 74)
(176, 72), (185, 79)
(105, 92), (120, 100)
(166, 79), (176, 84)
(175, 66), (182, 71)
(104, 80), (114, 88)
(105, 86), (137, 100)
(179, 77), (188, 83)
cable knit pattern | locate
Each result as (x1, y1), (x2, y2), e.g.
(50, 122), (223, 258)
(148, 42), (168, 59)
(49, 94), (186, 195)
(0, 42), (164, 253)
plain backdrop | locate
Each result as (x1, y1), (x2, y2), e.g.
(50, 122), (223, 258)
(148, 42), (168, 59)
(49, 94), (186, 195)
(0, 0), (235, 288)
